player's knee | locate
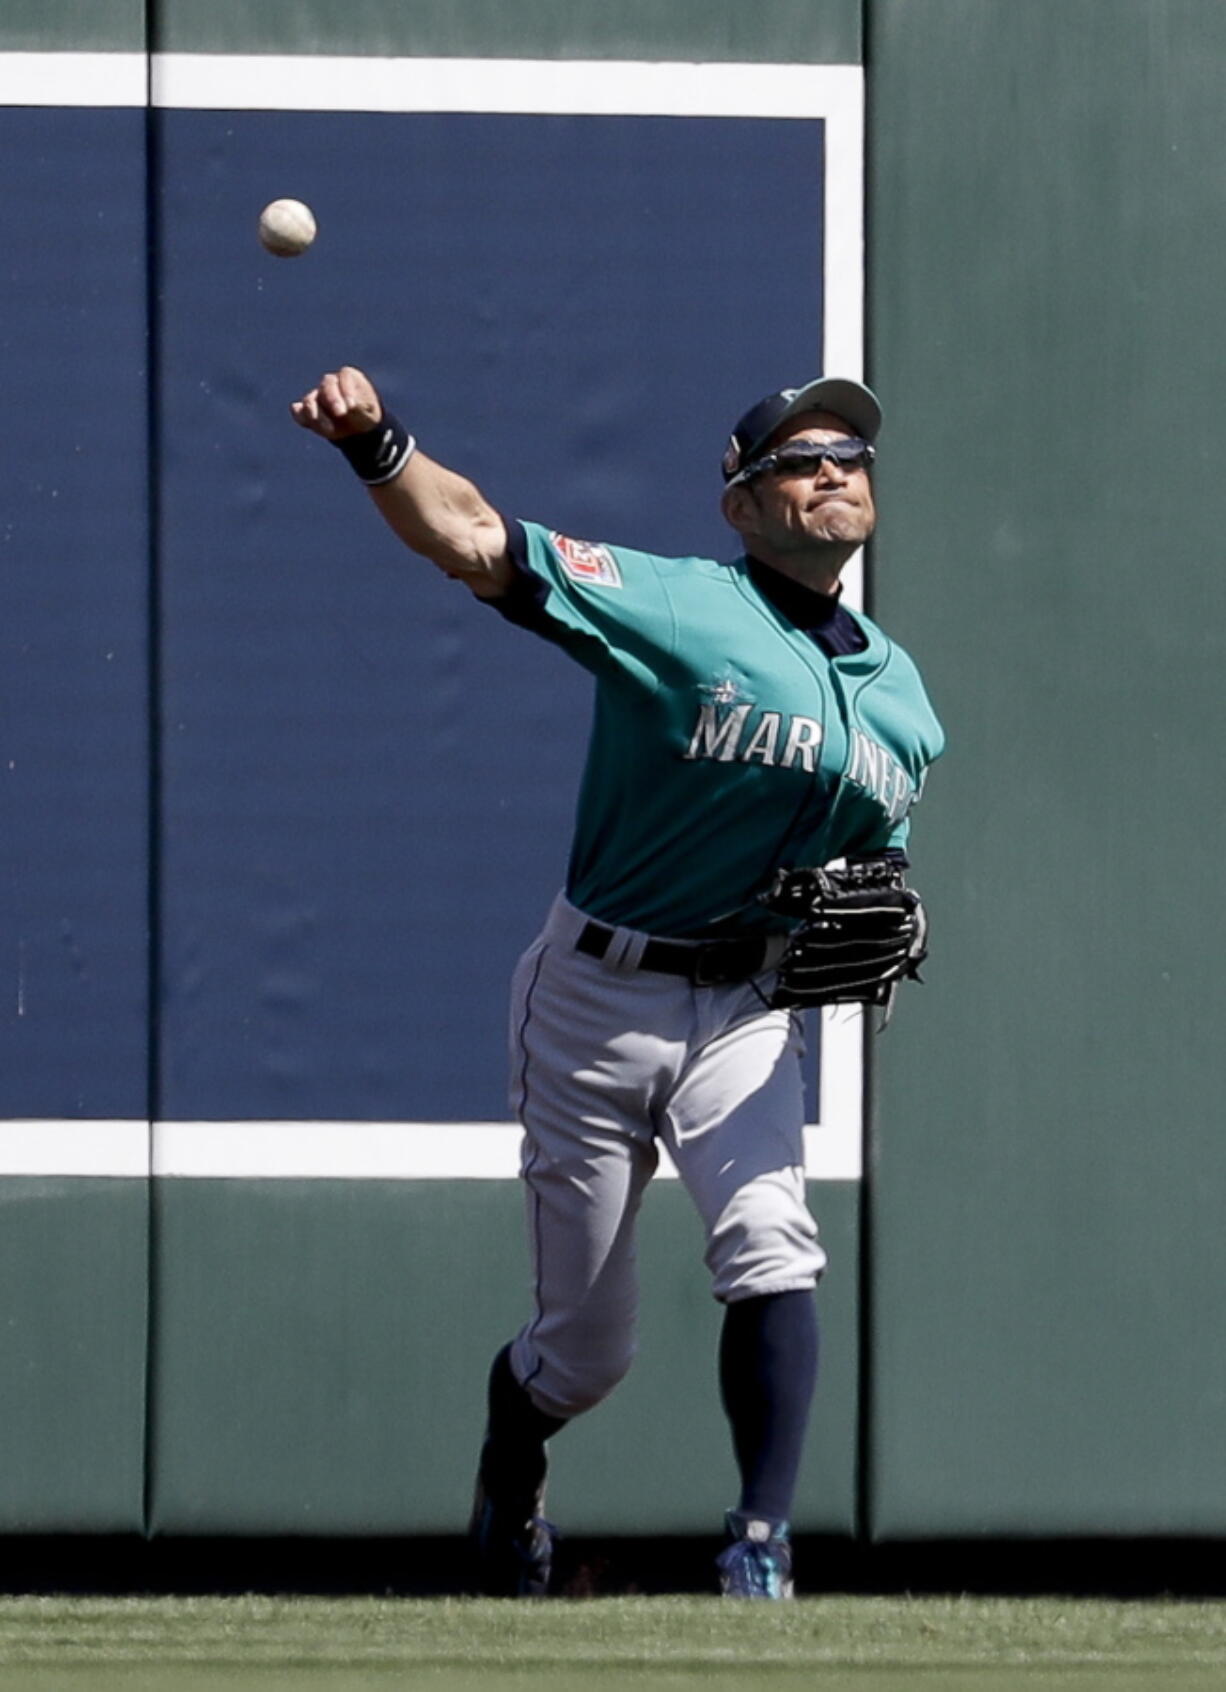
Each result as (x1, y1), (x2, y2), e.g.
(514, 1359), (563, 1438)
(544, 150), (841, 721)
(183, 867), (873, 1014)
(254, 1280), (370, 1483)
(705, 1179), (826, 1302)
(519, 1337), (637, 1419)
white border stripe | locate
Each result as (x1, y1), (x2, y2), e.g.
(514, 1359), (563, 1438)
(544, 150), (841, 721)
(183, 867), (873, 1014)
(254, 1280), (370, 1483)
(154, 1120), (860, 1182)
(0, 52), (146, 106)
(154, 1121), (523, 1180)
(817, 1005), (864, 1179)
(150, 55), (855, 119)
(0, 1121), (148, 1177)
(0, 1106), (860, 1181)
(0, 53), (858, 122)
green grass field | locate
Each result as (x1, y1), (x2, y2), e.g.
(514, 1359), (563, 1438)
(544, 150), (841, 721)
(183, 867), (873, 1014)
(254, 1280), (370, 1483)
(0, 1597), (1224, 1692)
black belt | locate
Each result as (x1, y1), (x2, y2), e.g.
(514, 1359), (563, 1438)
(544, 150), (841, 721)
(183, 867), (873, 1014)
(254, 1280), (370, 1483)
(576, 920), (774, 987)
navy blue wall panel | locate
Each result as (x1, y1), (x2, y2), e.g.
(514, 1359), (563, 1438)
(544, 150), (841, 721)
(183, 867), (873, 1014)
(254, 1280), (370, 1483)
(155, 111), (826, 1120)
(0, 110), (149, 1118)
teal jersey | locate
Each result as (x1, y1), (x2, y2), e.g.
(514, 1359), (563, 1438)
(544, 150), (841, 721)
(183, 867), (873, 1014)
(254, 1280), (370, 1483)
(497, 520), (945, 938)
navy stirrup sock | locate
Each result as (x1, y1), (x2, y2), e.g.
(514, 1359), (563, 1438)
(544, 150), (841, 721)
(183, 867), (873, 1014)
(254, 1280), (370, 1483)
(480, 1345), (567, 1516)
(719, 1289), (819, 1525)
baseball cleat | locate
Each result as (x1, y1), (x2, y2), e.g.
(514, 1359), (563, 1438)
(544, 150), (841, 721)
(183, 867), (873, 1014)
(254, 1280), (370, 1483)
(469, 1461), (556, 1598)
(716, 1509), (795, 1599)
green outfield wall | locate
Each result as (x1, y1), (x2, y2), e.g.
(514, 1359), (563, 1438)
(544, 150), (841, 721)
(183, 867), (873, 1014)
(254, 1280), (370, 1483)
(0, 2), (142, 52)
(145, 1181), (858, 1536)
(0, 1), (860, 61)
(868, 0), (1226, 1535)
(0, 1180), (147, 1531)
(153, 0), (861, 62)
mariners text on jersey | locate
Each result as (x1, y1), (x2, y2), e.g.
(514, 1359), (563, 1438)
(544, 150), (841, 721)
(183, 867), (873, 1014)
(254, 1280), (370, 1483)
(685, 699), (824, 772)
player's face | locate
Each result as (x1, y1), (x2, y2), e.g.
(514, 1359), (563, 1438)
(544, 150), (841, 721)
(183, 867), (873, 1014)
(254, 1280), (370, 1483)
(726, 410), (877, 556)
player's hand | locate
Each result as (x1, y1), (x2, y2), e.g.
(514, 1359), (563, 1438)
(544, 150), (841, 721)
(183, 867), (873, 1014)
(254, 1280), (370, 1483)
(291, 365), (383, 439)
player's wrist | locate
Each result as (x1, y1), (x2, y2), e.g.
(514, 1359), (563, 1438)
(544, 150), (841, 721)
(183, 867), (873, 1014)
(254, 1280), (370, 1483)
(335, 411), (417, 485)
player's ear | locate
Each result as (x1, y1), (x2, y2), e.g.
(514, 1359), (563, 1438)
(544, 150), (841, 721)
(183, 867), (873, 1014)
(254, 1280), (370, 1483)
(721, 481), (756, 536)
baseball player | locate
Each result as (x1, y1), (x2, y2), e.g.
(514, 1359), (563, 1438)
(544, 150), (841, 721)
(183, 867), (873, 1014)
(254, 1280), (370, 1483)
(291, 366), (944, 1598)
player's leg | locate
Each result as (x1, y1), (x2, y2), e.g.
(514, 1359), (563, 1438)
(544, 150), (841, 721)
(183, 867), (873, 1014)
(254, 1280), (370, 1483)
(720, 1288), (819, 1523)
(505, 920), (668, 1420)
(508, 1117), (656, 1417)
(470, 1343), (566, 1597)
(473, 910), (666, 1593)
(716, 1288), (818, 1596)
(660, 991), (823, 1596)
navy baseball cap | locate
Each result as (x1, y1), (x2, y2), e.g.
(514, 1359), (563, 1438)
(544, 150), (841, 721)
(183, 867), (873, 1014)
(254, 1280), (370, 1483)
(721, 378), (882, 482)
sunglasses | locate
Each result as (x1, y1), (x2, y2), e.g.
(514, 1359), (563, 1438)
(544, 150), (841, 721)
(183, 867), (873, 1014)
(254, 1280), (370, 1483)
(731, 437), (875, 486)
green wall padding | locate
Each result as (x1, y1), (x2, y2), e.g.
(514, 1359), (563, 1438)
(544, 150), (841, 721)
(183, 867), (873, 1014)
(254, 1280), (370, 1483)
(0, 3), (142, 51)
(0, 1181), (148, 1531)
(147, 1179), (858, 1535)
(153, 0), (860, 62)
(1, 0), (860, 60)
(867, 0), (1226, 1535)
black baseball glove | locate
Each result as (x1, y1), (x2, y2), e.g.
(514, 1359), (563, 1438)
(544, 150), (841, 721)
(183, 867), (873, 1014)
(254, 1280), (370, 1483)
(760, 860), (928, 1011)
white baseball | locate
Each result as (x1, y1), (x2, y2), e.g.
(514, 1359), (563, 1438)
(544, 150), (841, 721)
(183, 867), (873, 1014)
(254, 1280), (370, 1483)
(258, 198), (317, 257)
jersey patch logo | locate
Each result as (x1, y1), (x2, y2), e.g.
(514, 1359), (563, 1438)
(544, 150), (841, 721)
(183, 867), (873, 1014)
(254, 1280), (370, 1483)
(550, 532), (623, 588)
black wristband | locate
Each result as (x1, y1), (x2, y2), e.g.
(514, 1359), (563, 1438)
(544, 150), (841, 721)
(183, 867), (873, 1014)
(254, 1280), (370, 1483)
(336, 412), (416, 485)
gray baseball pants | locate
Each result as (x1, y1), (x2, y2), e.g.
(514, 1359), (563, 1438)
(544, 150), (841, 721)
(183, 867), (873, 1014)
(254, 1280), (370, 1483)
(506, 893), (827, 1422)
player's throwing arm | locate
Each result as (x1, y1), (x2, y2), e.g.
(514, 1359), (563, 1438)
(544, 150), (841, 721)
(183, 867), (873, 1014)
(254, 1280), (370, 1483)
(291, 366), (514, 596)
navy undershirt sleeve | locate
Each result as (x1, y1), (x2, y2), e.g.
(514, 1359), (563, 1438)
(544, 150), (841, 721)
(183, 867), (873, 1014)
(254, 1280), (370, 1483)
(481, 515), (558, 636)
